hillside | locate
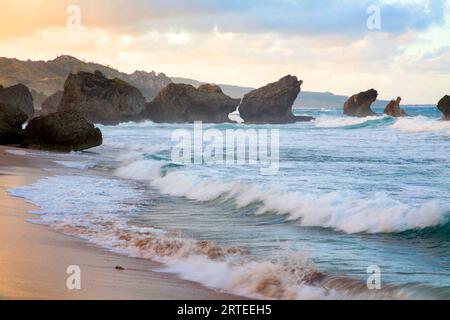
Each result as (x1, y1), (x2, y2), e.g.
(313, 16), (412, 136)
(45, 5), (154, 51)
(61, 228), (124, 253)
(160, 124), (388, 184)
(0, 55), (171, 106)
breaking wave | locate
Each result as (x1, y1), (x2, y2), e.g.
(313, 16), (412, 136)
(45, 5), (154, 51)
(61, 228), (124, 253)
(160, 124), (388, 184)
(390, 116), (450, 136)
(116, 156), (450, 234)
(314, 115), (390, 129)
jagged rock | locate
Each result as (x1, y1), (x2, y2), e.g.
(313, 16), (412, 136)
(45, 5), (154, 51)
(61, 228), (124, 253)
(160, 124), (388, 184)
(343, 89), (378, 117)
(437, 95), (450, 120)
(127, 70), (172, 100)
(0, 103), (28, 144)
(22, 111), (102, 152)
(41, 91), (63, 115)
(0, 84), (34, 119)
(145, 83), (240, 123)
(238, 75), (313, 124)
(58, 71), (146, 125)
(384, 97), (407, 117)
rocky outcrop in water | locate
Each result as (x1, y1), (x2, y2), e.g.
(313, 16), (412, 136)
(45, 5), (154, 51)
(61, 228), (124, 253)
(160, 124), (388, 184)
(238, 75), (313, 124)
(22, 111), (102, 152)
(384, 97), (407, 117)
(0, 84), (34, 119)
(437, 95), (450, 120)
(41, 90), (63, 115)
(145, 83), (240, 123)
(0, 102), (28, 144)
(59, 71), (146, 125)
(343, 89), (378, 117)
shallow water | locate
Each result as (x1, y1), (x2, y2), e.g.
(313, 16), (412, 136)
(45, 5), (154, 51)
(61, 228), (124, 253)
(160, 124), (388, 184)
(10, 106), (450, 299)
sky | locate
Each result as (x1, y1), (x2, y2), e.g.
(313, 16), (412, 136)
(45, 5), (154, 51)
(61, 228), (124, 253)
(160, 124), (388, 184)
(0, 0), (449, 104)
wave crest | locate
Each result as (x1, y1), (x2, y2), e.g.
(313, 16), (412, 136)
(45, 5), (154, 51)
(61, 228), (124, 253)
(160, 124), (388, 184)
(390, 116), (450, 135)
(115, 157), (450, 234)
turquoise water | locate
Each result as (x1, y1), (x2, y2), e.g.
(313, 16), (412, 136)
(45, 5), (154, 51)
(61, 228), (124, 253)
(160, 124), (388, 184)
(10, 106), (450, 299)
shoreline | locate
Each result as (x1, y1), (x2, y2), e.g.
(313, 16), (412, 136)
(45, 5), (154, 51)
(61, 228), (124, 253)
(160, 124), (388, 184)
(0, 145), (242, 300)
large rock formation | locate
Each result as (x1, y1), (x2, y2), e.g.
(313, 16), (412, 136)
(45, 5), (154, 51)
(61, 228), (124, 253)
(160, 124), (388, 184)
(58, 71), (146, 125)
(238, 75), (313, 124)
(145, 83), (240, 123)
(0, 84), (34, 119)
(384, 97), (407, 117)
(0, 103), (28, 144)
(437, 95), (450, 120)
(22, 111), (102, 152)
(343, 89), (378, 117)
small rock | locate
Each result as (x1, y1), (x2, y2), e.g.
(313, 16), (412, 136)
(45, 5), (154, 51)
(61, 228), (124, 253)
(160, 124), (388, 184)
(437, 95), (450, 120)
(384, 97), (407, 117)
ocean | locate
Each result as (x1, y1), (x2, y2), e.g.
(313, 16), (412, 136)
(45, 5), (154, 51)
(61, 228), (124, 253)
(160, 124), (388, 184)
(9, 106), (450, 299)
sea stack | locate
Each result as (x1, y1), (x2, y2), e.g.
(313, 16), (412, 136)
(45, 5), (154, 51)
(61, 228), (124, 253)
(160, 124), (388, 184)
(238, 75), (313, 124)
(437, 95), (450, 120)
(145, 83), (240, 123)
(384, 97), (407, 117)
(0, 84), (34, 119)
(22, 111), (102, 152)
(343, 89), (378, 117)
(58, 71), (146, 125)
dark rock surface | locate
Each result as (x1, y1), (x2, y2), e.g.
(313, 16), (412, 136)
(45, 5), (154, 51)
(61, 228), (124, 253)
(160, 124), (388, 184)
(437, 95), (450, 120)
(59, 71), (146, 125)
(384, 97), (407, 117)
(22, 111), (102, 152)
(0, 103), (28, 144)
(238, 75), (313, 124)
(343, 89), (378, 117)
(0, 84), (34, 119)
(145, 83), (240, 123)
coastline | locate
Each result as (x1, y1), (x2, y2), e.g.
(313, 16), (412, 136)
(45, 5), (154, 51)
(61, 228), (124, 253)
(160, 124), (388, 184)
(0, 145), (242, 300)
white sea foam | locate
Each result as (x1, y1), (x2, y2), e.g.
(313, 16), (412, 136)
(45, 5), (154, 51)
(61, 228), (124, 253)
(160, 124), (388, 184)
(5, 149), (28, 156)
(314, 115), (385, 128)
(9, 175), (143, 226)
(53, 160), (97, 170)
(390, 116), (450, 135)
(115, 158), (449, 234)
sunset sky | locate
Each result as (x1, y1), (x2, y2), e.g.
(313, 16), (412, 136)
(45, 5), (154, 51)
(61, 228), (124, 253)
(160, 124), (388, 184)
(0, 0), (449, 104)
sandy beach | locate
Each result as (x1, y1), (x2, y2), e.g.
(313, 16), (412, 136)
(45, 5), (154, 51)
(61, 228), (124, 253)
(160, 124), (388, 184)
(0, 145), (241, 300)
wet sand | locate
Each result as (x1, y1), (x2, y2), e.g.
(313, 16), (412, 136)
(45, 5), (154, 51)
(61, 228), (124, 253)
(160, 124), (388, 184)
(0, 146), (241, 300)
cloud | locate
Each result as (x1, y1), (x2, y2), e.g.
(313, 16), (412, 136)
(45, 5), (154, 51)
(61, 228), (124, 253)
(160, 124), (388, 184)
(0, 0), (446, 39)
